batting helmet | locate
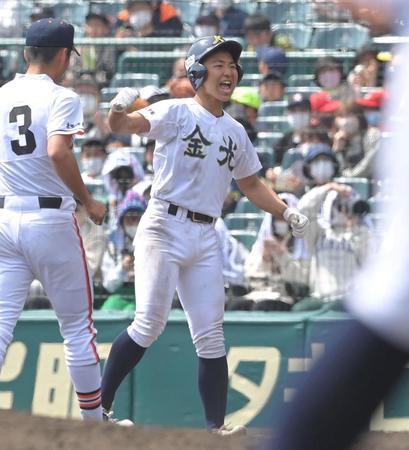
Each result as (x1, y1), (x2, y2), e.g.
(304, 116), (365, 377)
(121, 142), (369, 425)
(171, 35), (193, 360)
(185, 35), (243, 90)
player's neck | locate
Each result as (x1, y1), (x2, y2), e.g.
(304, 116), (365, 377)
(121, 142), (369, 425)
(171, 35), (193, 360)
(26, 65), (60, 83)
(193, 94), (224, 118)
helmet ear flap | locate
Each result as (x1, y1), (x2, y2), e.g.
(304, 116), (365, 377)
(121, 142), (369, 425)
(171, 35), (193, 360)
(187, 62), (208, 91)
(236, 63), (243, 83)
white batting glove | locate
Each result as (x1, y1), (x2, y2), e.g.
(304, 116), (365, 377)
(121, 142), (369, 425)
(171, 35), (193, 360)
(283, 207), (309, 238)
(109, 87), (140, 113)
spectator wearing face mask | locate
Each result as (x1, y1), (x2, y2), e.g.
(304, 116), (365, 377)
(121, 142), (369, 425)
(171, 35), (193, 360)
(274, 93), (312, 166)
(309, 56), (352, 114)
(298, 143), (354, 226)
(73, 73), (110, 140)
(101, 149), (145, 228)
(332, 101), (381, 179)
(115, 0), (183, 38)
(101, 191), (147, 309)
(80, 139), (107, 184)
(203, 0), (248, 37)
(269, 127), (332, 198)
(193, 13), (220, 38)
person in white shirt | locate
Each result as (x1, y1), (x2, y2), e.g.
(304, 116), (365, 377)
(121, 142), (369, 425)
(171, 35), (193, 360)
(0, 18), (106, 421)
(100, 35), (309, 433)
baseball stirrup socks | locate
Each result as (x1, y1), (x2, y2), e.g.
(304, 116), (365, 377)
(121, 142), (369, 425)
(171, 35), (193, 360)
(77, 388), (102, 410)
(198, 356), (228, 430)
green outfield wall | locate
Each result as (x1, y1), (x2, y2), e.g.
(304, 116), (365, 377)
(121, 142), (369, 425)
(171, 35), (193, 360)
(1, 309), (409, 431)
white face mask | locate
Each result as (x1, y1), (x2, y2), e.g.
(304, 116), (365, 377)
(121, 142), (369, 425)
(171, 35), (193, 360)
(211, 0), (232, 8)
(129, 10), (152, 30)
(310, 159), (335, 184)
(287, 112), (310, 131)
(80, 94), (98, 116)
(194, 25), (218, 38)
(124, 225), (138, 239)
(318, 70), (341, 89)
(336, 116), (360, 135)
(81, 157), (104, 176)
(274, 221), (290, 237)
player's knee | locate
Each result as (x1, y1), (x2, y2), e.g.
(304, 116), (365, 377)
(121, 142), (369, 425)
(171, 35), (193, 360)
(127, 315), (167, 348)
(194, 327), (226, 358)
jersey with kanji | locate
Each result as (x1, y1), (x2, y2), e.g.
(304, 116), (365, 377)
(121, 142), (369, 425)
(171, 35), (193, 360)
(138, 97), (262, 218)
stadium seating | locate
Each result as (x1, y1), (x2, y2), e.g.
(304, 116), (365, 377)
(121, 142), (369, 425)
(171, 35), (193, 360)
(110, 72), (160, 88)
(257, 149), (276, 168)
(258, 0), (313, 24)
(230, 230), (258, 250)
(334, 177), (372, 200)
(241, 73), (264, 87)
(53, 2), (88, 28)
(224, 213), (265, 232)
(88, 0), (125, 19)
(256, 131), (284, 149)
(235, 197), (262, 214)
(287, 73), (316, 88)
(272, 23), (313, 50)
(116, 50), (258, 85)
(258, 101), (289, 117)
(309, 23), (371, 51)
(255, 116), (291, 134)
(100, 87), (121, 102)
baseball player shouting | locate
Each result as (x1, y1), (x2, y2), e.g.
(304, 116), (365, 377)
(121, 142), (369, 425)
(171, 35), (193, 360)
(101, 36), (309, 433)
(0, 19), (106, 420)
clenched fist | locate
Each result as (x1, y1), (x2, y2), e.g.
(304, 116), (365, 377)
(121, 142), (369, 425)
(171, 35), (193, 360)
(109, 88), (140, 113)
(283, 207), (309, 238)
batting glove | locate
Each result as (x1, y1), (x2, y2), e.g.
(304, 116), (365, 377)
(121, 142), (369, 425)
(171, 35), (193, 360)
(109, 87), (140, 113)
(283, 207), (309, 238)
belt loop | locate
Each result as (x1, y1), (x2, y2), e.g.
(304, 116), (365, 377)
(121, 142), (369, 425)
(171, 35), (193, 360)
(168, 203), (178, 216)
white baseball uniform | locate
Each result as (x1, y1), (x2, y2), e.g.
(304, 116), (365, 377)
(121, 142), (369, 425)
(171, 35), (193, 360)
(0, 73), (99, 368)
(128, 97), (261, 357)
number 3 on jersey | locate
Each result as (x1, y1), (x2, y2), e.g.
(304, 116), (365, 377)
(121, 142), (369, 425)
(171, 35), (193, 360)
(9, 105), (36, 155)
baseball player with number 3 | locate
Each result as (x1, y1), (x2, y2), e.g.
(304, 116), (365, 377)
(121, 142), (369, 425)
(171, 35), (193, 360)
(0, 18), (106, 420)
(101, 36), (309, 433)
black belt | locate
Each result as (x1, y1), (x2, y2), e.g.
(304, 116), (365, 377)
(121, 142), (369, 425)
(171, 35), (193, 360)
(0, 196), (62, 209)
(167, 203), (215, 224)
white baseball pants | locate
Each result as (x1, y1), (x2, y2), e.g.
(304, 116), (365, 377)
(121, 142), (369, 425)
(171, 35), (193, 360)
(0, 196), (99, 368)
(128, 198), (226, 358)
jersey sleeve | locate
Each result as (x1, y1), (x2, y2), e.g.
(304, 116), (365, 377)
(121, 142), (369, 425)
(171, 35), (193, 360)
(233, 130), (262, 180)
(47, 91), (84, 138)
(137, 99), (179, 142)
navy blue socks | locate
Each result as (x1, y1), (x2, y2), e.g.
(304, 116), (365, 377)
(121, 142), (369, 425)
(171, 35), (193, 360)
(101, 330), (146, 411)
(198, 356), (228, 429)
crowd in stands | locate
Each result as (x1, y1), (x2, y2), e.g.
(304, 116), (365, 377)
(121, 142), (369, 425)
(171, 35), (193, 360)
(1, 0), (393, 312)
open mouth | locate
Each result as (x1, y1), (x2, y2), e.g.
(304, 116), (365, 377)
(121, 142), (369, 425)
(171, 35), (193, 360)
(219, 80), (233, 93)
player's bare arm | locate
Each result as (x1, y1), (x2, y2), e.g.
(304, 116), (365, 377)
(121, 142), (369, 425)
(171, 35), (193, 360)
(48, 134), (106, 224)
(237, 174), (288, 218)
(237, 174), (309, 238)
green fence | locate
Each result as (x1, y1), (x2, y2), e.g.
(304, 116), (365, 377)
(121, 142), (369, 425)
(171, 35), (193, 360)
(2, 309), (409, 431)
